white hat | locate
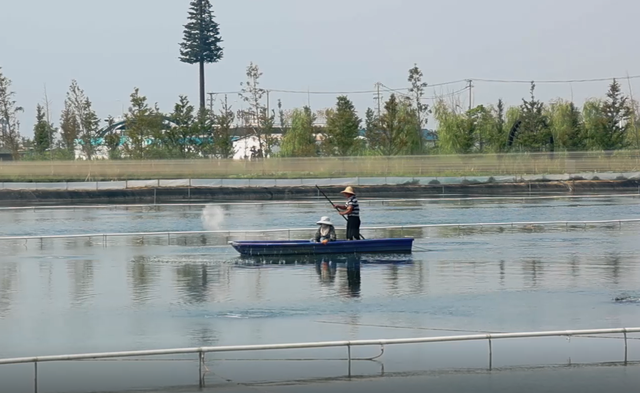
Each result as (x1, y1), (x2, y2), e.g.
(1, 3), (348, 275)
(317, 216), (333, 226)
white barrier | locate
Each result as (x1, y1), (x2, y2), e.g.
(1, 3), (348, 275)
(0, 327), (638, 391)
(0, 218), (638, 243)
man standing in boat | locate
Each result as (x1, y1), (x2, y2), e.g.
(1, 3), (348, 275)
(335, 186), (361, 240)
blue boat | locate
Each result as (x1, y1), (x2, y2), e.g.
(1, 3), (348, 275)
(229, 238), (414, 257)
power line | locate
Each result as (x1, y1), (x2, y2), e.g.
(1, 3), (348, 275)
(209, 73), (640, 97)
(472, 75), (640, 84)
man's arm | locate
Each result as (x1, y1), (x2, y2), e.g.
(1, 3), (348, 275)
(330, 227), (337, 241)
(339, 205), (353, 216)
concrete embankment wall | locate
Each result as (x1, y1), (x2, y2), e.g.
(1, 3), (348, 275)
(1, 179), (639, 207)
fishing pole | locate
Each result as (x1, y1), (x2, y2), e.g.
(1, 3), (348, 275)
(315, 185), (365, 240)
(315, 185), (347, 222)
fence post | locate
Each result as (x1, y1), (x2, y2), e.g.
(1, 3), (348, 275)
(488, 336), (493, 370)
(199, 351), (206, 387)
(624, 329), (628, 364)
(34, 361), (38, 393)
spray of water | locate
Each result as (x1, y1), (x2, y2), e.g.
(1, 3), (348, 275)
(201, 205), (226, 231)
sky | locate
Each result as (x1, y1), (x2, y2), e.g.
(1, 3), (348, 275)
(1, 0), (640, 137)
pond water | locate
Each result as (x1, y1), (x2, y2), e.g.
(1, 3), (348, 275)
(1, 195), (639, 392)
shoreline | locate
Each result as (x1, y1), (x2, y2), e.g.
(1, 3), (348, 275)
(0, 179), (638, 207)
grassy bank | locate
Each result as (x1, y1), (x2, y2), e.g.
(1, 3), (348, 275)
(1, 151), (640, 182)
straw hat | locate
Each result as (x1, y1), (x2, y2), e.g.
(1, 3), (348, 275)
(317, 216), (334, 226)
(340, 186), (356, 196)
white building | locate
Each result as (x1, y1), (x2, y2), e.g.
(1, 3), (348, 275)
(232, 134), (282, 160)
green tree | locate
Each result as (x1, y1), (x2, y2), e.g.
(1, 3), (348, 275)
(513, 82), (552, 152)
(592, 79), (633, 151)
(123, 87), (164, 159)
(547, 99), (584, 151)
(323, 95), (361, 156)
(179, 0), (224, 110)
(365, 94), (416, 156)
(0, 67), (23, 160)
(167, 95), (197, 158)
(212, 95), (235, 158)
(279, 106), (317, 157)
(59, 104), (79, 155)
(33, 104), (51, 154)
(433, 98), (475, 154)
(407, 64), (430, 152)
(66, 80), (100, 160)
(238, 62), (276, 158)
(103, 116), (122, 160)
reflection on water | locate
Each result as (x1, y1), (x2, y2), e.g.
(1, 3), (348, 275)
(176, 264), (209, 304)
(68, 260), (95, 307)
(0, 262), (17, 318)
(129, 256), (160, 305)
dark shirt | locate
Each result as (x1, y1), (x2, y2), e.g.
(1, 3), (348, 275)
(314, 225), (337, 242)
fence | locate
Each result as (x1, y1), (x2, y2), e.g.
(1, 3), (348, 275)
(1, 218), (638, 244)
(0, 327), (638, 392)
(2, 151), (640, 182)
(1, 171), (640, 191)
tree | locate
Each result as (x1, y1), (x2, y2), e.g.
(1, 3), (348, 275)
(179, 0), (223, 110)
(167, 95), (197, 158)
(33, 104), (51, 154)
(279, 106), (317, 157)
(103, 116), (122, 160)
(365, 94), (417, 156)
(66, 80), (100, 160)
(594, 79), (633, 151)
(323, 96), (361, 156)
(433, 98), (475, 154)
(212, 94), (235, 158)
(123, 87), (165, 159)
(513, 82), (552, 152)
(547, 99), (584, 151)
(407, 64), (430, 152)
(59, 104), (79, 155)
(0, 67), (23, 160)
(238, 62), (276, 158)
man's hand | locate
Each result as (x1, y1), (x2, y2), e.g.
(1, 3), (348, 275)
(321, 239), (329, 245)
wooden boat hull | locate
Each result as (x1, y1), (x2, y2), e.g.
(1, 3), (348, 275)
(229, 238), (414, 257)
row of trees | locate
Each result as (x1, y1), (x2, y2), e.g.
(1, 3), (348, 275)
(1, 64), (638, 161)
(434, 80), (637, 154)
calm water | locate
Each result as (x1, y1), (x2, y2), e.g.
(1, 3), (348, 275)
(1, 196), (640, 392)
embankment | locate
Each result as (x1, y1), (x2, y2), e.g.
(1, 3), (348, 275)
(0, 179), (639, 207)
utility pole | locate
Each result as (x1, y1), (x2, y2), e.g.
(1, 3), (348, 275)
(374, 82), (382, 117)
(207, 93), (215, 113)
(626, 72), (639, 149)
(43, 84), (53, 160)
(467, 79), (473, 111)
(266, 90), (270, 114)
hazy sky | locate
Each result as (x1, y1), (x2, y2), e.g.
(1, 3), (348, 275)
(1, 0), (639, 136)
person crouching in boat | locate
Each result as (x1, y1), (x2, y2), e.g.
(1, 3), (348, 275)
(335, 186), (361, 241)
(314, 216), (337, 244)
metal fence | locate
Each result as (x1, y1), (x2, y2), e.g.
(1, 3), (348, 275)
(1, 171), (640, 191)
(1, 327), (638, 392)
(1, 151), (640, 182)
(1, 218), (638, 244)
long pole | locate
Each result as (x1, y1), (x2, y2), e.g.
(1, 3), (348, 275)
(315, 185), (346, 222)
(315, 185), (365, 240)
